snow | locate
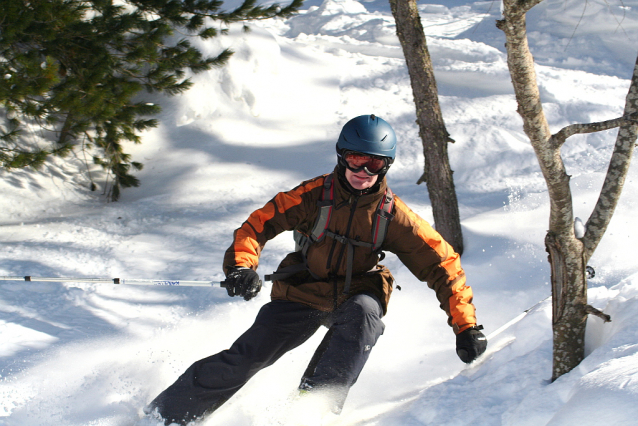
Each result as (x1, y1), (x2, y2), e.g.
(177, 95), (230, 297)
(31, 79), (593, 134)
(1, 0), (637, 425)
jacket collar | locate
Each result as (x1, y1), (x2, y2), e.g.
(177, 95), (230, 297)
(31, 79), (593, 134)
(332, 166), (387, 208)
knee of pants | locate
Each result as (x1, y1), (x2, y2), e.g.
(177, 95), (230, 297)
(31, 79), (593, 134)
(349, 293), (384, 315)
(335, 293), (385, 343)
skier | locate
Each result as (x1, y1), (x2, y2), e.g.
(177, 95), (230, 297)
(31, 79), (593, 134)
(146, 114), (487, 425)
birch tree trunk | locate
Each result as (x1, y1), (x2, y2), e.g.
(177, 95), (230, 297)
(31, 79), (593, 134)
(497, 0), (636, 380)
(389, 0), (464, 254)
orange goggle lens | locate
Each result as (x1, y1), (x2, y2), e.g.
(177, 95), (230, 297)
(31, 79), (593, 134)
(344, 153), (387, 174)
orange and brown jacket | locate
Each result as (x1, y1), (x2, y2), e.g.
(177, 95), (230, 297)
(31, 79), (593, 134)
(223, 168), (477, 334)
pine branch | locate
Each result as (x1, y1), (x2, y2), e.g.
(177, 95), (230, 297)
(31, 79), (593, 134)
(1, 0), (303, 200)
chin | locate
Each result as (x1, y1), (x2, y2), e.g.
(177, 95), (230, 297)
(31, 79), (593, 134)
(354, 183), (373, 191)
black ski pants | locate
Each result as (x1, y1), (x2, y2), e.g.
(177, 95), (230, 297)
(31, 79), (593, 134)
(147, 293), (385, 425)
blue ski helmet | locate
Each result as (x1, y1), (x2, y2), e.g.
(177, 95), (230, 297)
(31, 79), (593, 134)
(336, 114), (397, 160)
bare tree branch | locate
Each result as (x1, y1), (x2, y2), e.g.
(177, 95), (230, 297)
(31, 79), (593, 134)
(585, 304), (612, 323)
(550, 116), (631, 149)
(583, 57), (638, 261)
(517, 0), (545, 14)
(565, 0), (588, 50)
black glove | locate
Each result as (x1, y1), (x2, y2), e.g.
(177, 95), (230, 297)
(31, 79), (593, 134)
(224, 267), (262, 301)
(456, 325), (487, 363)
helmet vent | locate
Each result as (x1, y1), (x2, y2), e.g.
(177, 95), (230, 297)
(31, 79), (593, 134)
(381, 135), (387, 141)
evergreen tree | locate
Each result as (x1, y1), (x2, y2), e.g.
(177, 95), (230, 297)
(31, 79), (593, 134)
(0, 0), (302, 200)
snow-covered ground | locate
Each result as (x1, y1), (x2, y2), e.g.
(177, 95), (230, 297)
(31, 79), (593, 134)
(1, 0), (637, 425)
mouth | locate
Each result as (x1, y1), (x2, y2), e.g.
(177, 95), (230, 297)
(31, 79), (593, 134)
(352, 176), (371, 184)
(352, 173), (371, 181)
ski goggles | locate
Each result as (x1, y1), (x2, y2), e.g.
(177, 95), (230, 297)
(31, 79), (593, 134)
(342, 151), (389, 175)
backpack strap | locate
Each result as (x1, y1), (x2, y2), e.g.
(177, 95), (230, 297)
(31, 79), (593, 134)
(372, 187), (394, 252)
(309, 173), (334, 243)
(265, 174), (334, 282)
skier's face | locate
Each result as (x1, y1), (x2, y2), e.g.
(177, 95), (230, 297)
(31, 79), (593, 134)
(345, 168), (378, 190)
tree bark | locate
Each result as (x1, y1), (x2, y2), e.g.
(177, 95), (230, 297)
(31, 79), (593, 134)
(499, 0), (636, 381)
(545, 231), (587, 380)
(582, 57), (638, 261)
(497, 0), (587, 381)
(58, 113), (74, 146)
(389, 0), (464, 254)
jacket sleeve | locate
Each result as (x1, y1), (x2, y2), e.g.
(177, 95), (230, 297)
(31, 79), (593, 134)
(383, 195), (477, 334)
(222, 175), (325, 275)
